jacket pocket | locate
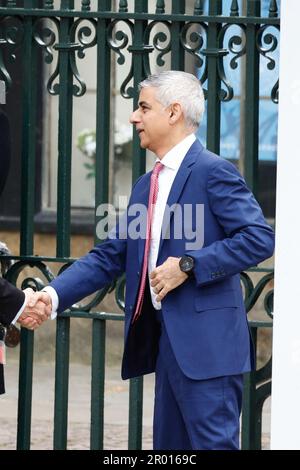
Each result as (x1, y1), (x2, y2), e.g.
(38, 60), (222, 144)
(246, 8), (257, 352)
(194, 290), (237, 312)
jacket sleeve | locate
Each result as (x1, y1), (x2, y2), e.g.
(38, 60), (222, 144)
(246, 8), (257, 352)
(0, 278), (25, 325)
(50, 216), (128, 314)
(186, 159), (275, 286)
(49, 175), (147, 314)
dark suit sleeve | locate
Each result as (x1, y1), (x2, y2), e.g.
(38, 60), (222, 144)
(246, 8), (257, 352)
(0, 278), (25, 326)
(0, 111), (11, 197)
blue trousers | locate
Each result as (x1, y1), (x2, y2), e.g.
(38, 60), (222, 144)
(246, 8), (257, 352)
(153, 316), (243, 450)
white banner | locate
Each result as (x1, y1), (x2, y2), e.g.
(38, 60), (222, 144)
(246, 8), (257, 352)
(271, 0), (300, 450)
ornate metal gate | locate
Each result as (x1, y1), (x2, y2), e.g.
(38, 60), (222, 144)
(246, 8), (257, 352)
(0, 0), (278, 450)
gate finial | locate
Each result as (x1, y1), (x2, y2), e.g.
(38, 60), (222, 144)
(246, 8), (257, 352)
(156, 0), (165, 14)
(269, 0), (278, 18)
(230, 0), (239, 16)
(44, 0), (54, 8)
(119, 0), (128, 12)
(194, 0), (204, 15)
(81, 0), (91, 11)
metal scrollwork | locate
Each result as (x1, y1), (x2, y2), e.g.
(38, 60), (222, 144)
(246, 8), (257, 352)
(181, 22), (207, 91)
(180, 22), (207, 69)
(0, 15), (24, 88)
(3, 259), (116, 314)
(240, 270), (274, 320)
(70, 282), (116, 312)
(264, 288), (274, 319)
(69, 18), (97, 97)
(33, 17), (60, 95)
(144, 20), (171, 73)
(107, 19), (134, 98)
(218, 23), (246, 101)
(256, 24), (280, 103)
(107, 20), (132, 66)
(4, 260), (55, 287)
(34, 16), (97, 97)
(256, 25), (278, 71)
(240, 269), (273, 446)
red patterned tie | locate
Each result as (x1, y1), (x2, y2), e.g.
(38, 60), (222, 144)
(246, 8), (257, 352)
(132, 161), (164, 323)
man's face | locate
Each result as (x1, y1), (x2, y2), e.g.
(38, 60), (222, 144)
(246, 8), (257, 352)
(130, 87), (171, 155)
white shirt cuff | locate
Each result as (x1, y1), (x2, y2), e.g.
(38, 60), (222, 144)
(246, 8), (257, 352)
(42, 286), (59, 320)
(11, 295), (27, 325)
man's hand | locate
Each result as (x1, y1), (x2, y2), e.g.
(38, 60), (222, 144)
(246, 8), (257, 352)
(17, 288), (52, 330)
(150, 257), (188, 302)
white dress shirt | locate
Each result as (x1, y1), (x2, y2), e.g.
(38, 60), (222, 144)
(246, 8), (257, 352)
(47, 133), (197, 318)
(148, 133), (196, 310)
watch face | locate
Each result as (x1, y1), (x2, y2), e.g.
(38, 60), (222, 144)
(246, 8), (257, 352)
(182, 260), (190, 271)
(180, 256), (194, 272)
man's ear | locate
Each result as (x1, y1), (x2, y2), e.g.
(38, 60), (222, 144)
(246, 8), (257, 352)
(169, 103), (183, 123)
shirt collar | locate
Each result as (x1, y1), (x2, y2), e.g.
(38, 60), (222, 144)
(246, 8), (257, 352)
(156, 134), (196, 170)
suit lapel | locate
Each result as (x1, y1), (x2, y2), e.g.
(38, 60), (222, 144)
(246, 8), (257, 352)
(136, 139), (203, 266)
(137, 172), (151, 265)
(158, 140), (203, 256)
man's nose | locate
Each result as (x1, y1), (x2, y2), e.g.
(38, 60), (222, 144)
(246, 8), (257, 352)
(130, 109), (139, 124)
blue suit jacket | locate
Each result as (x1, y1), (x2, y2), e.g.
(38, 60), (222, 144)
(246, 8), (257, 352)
(50, 140), (274, 380)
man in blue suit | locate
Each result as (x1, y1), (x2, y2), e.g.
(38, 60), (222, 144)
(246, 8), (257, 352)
(34, 71), (274, 449)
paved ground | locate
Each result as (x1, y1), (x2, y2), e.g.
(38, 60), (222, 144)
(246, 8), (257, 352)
(1, 362), (270, 450)
(1, 362), (154, 450)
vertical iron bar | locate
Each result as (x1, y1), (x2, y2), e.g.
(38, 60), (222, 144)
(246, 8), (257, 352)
(244, 0), (260, 195)
(127, 2), (148, 448)
(17, 331), (34, 450)
(53, 0), (74, 451)
(241, 327), (258, 450)
(206, 0), (222, 154)
(131, 0), (148, 183)
(90, 319), (106, 449)
(95, 0), (111, 244)
(171, 0), (185, 70)
(88, 0), (112, 451)
(128, 377), (144, 450)
(56, 0), (74, 259)
(17, 0), (38, 450)
(53, 317), (70, 449)
(20, 0), (37, 257)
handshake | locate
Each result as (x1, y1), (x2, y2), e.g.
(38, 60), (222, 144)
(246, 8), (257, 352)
(17, 288), (52, 330)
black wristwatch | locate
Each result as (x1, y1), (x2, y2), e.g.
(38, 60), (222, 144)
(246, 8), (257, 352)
(179, 255), (195, 276)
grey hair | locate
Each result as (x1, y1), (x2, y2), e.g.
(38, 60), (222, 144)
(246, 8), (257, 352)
(139, 71), (205, 130)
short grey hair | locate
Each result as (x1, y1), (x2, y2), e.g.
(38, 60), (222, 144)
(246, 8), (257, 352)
(139, 71), (205, 130)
